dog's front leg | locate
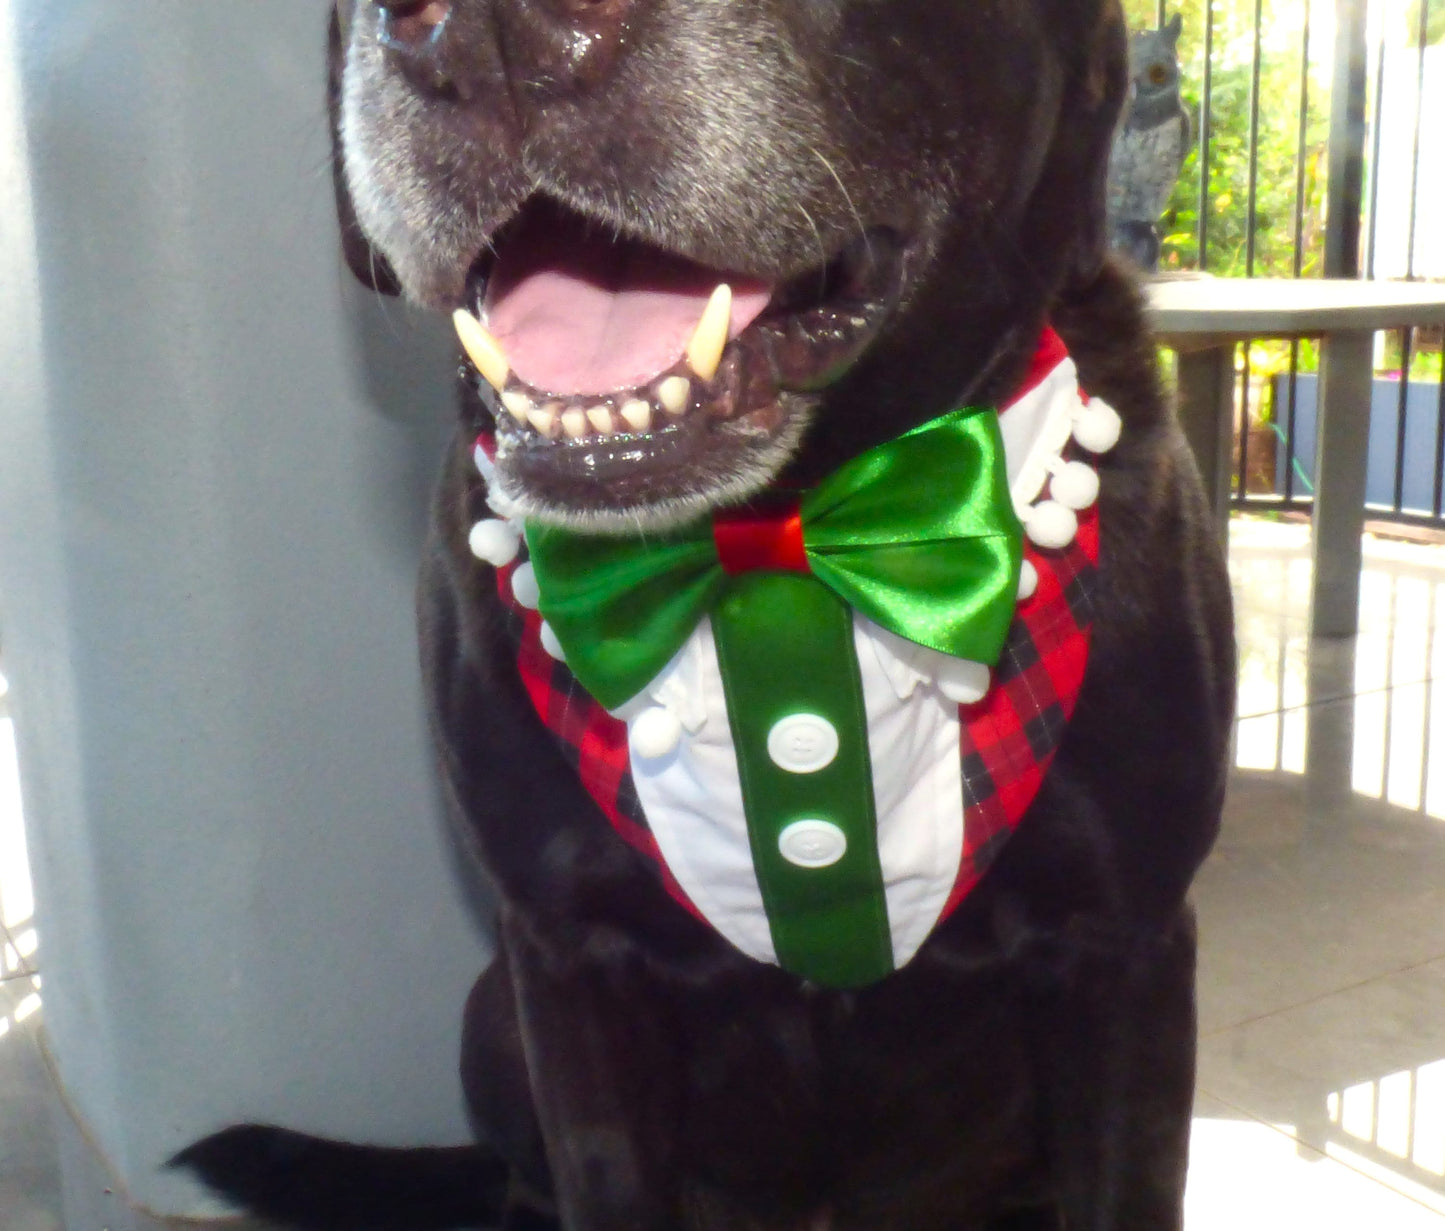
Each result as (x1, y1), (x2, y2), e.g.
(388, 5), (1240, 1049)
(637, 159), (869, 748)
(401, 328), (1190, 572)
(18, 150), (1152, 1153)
(502, 914), (686, 1231)
(1028, 907), (1199, 1231)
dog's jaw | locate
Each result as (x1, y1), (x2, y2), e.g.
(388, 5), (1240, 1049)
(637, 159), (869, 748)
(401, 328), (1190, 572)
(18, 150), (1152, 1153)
(487, 403), (812, 533)
(444, 199), (909, 530)
(335, 0), (1129, 528)
(337, 11), (873, 525)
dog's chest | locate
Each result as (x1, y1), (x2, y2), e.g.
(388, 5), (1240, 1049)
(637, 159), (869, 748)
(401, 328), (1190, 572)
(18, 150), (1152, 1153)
(481, 339), (1107, 984)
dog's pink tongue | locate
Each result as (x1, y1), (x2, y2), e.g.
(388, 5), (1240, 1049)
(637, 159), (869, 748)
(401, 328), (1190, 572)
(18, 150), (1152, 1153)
(483, 211), (771, 396)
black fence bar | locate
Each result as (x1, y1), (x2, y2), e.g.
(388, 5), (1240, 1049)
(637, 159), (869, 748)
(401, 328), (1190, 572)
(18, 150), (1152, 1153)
(1293, 0), (1312, 279)
(1245, 0), (1265, 276)
(1325, 0), (1370, 279)
(1395, 328), (1414, 512)
(1366, 33), (1387, 278)
(1433, 363), (1445, 517)
(1190, 0), (1445, 530)
(1239, 342), (1253, 497)
(1284, 342), (1301, 501)
(1198, 0), (1215, 272)
(1406, 0), (1430, 277)
(1281, 0), (1312, 505)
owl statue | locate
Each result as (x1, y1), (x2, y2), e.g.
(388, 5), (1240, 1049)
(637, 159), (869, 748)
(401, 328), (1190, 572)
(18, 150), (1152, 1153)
(1107, 12), (1193, 272)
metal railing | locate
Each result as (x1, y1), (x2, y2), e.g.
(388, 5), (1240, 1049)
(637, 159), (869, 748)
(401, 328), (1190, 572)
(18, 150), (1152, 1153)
(1132, 0), (1445, 526)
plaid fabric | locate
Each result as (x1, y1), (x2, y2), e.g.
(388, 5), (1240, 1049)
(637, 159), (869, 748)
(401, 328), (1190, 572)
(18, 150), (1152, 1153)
(494, 567), (707, 921)
(493, 501), (1098, 930)
(946, 500), (1097, 915)
(487, 330), (1100, 935)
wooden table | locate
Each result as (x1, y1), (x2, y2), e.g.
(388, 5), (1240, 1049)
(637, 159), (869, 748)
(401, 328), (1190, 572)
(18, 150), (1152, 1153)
(1147, 277), (1445, 637)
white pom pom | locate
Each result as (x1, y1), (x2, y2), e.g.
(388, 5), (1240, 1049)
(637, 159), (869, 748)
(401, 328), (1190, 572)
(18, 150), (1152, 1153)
(1072, 398), (1122, 454)
(473, 441), (491, 476)
(1024, 500), (1078, 550)
(936, 659), (992, 705)
(511, 561), (541, 610)
(630, 707), (683, 760)
(539, 620), (565, 661)
(467, 519), (522, 567)
(1018, 559), (1039, 601)
(1050, 461), (1100, 511)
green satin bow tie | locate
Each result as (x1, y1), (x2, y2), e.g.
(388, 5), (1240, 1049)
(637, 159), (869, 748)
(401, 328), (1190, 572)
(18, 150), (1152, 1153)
(526, 406), (1024, 711)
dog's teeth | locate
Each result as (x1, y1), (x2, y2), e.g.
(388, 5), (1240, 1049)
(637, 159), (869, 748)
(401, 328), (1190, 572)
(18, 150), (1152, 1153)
(562, 408), (589, 439)
(620, 400), (653, 433)
(500, 391), (532, 423)
(527, 404), (560, 438)
(657, 377), (691, 416)
(586, 405), (615, 436)
(686, 284), (732, 382)
(452, 310), (510, 392)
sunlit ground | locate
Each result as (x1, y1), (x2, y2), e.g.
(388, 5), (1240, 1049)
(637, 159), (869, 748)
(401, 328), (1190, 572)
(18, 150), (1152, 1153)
(1186, 1112), (1445, 1228)
(1191, 515), (1445, 1226)
(1, 665), (39, 1031)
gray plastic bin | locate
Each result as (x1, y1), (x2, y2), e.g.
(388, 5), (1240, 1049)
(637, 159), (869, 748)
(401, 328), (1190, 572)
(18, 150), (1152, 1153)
(0, 0), (491, 1216)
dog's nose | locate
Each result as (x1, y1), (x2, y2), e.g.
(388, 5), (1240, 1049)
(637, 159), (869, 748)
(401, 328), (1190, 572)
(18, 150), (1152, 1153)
(371, 0), (635, 105)
(499, 0), (636, 92)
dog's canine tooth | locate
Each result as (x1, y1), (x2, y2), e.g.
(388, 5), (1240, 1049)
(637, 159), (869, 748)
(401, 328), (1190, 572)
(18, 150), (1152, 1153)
(527, 404), (560, 438)
(562, 408), (590, 440)
(452, 310), (511, 392)
(685, 284), (732, 382)
(656, 377), (691, 416)
(500, 390), (532, 423)
(620, 400), (653, 433)
(587, 405), (615, 436)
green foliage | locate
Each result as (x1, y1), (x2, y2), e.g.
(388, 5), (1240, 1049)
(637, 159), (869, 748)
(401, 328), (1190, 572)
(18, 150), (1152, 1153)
(1405, 0), (1445, 47)
(1119, 0), (1331, 278)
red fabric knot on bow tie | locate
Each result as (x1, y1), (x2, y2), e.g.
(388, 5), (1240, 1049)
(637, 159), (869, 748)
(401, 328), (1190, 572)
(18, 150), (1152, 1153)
(712, 503), (811, 576)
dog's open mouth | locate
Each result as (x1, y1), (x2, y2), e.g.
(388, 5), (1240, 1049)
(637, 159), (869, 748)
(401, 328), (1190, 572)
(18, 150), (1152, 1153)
(454, 198), (904, 524)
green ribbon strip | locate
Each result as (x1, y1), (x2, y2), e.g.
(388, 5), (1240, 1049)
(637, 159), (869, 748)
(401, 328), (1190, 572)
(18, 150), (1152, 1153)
(712, 572), (894, 987)
(527, 405), (1024, 711)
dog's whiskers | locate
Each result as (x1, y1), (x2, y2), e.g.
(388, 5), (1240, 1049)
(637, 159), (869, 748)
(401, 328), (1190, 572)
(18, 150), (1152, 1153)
(808, 145), (869, 256)
(793, 199), (828, 298)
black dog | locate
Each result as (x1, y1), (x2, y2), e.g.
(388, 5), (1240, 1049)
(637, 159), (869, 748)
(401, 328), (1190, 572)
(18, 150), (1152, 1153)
(177, 2), (1234, 1228)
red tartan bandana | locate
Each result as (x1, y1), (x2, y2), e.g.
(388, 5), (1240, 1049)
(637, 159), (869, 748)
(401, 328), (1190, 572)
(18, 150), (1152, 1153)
(483, 336), (1100, 936)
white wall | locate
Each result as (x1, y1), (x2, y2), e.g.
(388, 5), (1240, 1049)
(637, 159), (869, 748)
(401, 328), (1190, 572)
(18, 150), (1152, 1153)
(1367, 18), (1445, 278)
(0, 0), (494, 1216)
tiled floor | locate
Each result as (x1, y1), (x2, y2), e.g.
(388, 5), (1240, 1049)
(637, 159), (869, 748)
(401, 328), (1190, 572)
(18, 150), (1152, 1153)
(6, 514), (1445, 1227)
(1186, 516), (1445, 1226)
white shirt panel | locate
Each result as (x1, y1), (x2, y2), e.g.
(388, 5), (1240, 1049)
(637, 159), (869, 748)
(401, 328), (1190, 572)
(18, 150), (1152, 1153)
(854, 619), (966, 966)
(628, 618), (778, 964)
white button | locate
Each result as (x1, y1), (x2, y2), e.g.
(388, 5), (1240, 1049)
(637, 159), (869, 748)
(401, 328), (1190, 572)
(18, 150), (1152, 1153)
(778, 820), (848, 869)
(766, 713), (840, 774)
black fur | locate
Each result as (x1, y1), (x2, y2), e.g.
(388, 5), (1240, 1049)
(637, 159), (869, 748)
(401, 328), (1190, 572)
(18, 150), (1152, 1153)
(176, 2), (1235, 1228)
(172, 1126), (507, 1231)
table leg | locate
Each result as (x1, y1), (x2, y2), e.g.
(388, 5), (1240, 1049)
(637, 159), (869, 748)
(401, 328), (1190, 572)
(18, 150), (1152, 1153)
(1174, 344), (1235, 545)
(1310, 328), (1374, 638)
